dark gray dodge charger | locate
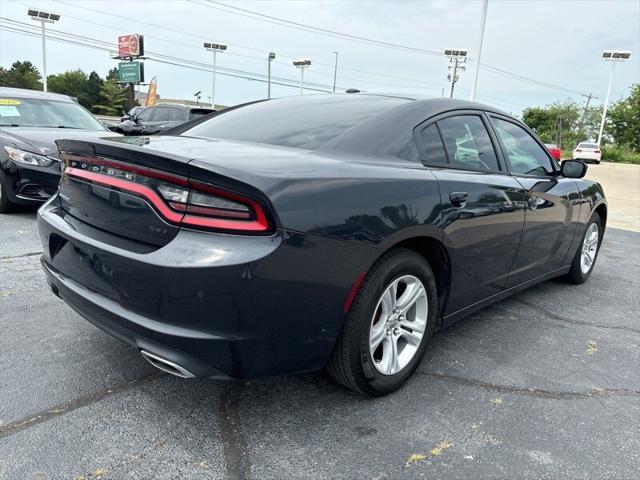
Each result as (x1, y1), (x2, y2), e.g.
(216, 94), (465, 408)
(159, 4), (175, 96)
(36, 94), (606, 396)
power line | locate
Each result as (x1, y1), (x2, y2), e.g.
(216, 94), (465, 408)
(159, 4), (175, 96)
(27, 0), (446, 91)
(194, 0), (592, 97)
(0, 21), (335, 92)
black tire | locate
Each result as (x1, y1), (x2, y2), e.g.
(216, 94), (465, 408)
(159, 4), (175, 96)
(327, 249), (439, 396)
(564, 213), (603, 284)
(0, 170), (17, 213)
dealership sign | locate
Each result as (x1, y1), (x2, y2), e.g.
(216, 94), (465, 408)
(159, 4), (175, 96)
(118, 34), (144, 58)
(118, 62), (144, 83)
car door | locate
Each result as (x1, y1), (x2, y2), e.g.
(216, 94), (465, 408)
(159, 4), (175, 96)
(415, 112), (526, 315)
(487, 114), (581, 286)
(133, 106), (155, 134)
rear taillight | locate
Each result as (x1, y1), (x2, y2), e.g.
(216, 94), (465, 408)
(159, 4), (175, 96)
(594, 150), (601, 154)
(576, 149), (583, 152)
(60, 154), (271, 234)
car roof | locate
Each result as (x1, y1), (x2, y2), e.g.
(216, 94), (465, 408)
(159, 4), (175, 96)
(154, 103), (215, 111)
(0, 86), (76, 102)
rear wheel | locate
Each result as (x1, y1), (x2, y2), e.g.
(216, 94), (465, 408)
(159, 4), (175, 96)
(327, 249), (438, 396)
(0, 170), (17, 213)
(564, 213), (602, 284)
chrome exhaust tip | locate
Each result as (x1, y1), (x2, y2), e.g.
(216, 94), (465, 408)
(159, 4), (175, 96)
(140, 350), (195, 378)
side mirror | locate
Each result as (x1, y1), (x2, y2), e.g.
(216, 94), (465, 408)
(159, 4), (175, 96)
(561, 160), (587, 178)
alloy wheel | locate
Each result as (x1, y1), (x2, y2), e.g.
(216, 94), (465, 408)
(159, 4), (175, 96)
(369, 275), (428, 375)
(580, 223), (599, 274)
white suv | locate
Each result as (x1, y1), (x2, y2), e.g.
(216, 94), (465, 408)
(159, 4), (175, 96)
(573, 142), (602, 164)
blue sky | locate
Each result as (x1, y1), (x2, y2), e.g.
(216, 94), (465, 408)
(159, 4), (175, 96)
(1, 0), (639, 115)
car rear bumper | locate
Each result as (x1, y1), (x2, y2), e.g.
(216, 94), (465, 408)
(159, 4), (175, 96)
(573, 152), (601, 162)
(37, 197), (370, 379)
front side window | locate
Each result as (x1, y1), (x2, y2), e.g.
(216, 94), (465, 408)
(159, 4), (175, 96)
(492, 117), (554, 176)
(437, 115), (500, 171)
(136, 107), (154, 122)
(418, 124), (447, 164)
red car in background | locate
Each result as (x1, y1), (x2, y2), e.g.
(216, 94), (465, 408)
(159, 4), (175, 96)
(545, 144), (562, 161)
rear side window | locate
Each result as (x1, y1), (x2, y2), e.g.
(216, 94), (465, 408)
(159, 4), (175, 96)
(491, 117), (554, 176)
(438, 115), (500, 171)
(418, 124), (447, 164)
(156, 107), (185, 122)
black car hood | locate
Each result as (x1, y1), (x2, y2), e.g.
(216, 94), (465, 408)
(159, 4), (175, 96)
(0, 127), (121, 159)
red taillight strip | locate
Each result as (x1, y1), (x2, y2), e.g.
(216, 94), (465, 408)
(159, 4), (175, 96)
(65, 167), (185, 223)
(61, 153), (190, 187)
(65, 167), (269, 232)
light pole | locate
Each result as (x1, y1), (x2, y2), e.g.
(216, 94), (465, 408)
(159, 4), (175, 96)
(597, 50), (631, 146)
(444, 49), (467, 98)
(28, 9), (60, 92)
(332, 51), (339, 93)
(267, 52), (275, 99)
(293, 59), (311, 95)
(204, 42), (227, 108)
(469, 0), (488, 101)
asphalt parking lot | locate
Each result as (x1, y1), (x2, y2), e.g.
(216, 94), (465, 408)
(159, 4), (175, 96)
(1, 168), (639, 479)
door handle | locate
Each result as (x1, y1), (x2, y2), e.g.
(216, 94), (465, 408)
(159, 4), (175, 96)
(450, 192), (469, 208)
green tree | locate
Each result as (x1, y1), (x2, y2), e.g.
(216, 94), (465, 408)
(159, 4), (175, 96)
(47, 69), (89, 103)
(93, 69), (128, 115)
(607, 83), (640, 151)
(0, 61), (43, 90)
(84, 71), (104, 112)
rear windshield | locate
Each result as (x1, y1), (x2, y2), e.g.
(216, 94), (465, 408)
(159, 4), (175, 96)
(0, 97), (104, 130)
(183, 95), (409, 149)
(578, 143), (598, 148)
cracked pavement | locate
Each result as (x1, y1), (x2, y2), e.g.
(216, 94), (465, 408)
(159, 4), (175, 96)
(1, 209), (638, 479)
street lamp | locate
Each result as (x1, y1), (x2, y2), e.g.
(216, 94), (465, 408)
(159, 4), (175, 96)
(596, 50), (631, 146)
(28, 9), (61, 92)
(267, 52), (275, 99)
(292, 59), (311, 95)
(444, 49), (467, 98)
(204, 42), (227, 108)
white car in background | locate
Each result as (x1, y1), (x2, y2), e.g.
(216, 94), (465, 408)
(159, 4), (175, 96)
(573, 142), (602, 164)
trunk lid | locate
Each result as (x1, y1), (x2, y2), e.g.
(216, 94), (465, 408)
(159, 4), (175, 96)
(55, 136), (284, 247)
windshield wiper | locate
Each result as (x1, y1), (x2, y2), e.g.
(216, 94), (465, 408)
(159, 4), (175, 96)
(0, 123), (21, 127)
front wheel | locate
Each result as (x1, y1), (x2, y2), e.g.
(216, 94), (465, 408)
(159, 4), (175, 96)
(564, 213), (602, 284)
(327, 249), (439, 396)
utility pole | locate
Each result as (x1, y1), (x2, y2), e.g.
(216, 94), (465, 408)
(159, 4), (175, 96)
(28, 9), (60, 92)
(578, 93), (595, 138)
(332, 51), (339, 93)
(445, 49), (467, 99)
(449, 57), (459, 98)
(597, 50), (631, 146)
(469, 0), (488, 101)
(267, 52), (275, 99)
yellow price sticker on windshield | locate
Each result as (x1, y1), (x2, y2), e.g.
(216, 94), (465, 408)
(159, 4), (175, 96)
(0, 99), (21, 105)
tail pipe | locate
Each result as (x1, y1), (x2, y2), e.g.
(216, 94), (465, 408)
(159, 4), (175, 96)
(140, 350), (195, 378)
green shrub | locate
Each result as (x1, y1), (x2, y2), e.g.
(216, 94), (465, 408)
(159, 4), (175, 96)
(602, 145), (640, 165)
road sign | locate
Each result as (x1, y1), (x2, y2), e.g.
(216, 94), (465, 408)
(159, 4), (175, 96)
(118, 62), (144, 83)
(118, 34), (143, 58)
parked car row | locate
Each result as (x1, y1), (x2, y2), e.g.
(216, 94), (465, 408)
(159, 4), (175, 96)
(110, 104), (215, 135)
(7, 89), (604, 396)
